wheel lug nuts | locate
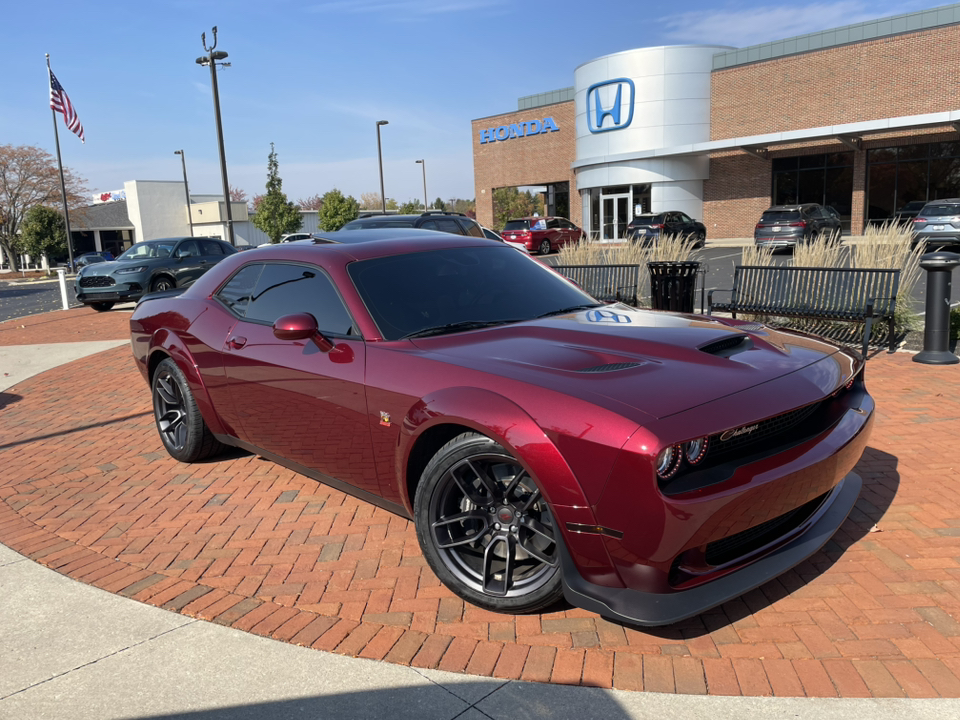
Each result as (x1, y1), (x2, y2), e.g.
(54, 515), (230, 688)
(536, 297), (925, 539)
(510, 525), (517, 533)
(494, 523), (501, 530)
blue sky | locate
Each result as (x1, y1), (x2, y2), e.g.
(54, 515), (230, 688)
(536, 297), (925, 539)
(1, 0), (934, 207)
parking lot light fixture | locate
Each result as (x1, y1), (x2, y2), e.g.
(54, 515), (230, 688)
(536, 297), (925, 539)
(377, 120), (389, 213)
(416, 159), (427, 212)
(195, 27), (235, 246)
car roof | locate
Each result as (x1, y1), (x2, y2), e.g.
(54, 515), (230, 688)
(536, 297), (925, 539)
(248, 229), (498, 262)
(137, 236), (217, 243)
(922, 198), (960, 204)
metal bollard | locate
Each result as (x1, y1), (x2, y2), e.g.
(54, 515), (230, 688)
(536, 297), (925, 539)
(913, 250), (959, 365)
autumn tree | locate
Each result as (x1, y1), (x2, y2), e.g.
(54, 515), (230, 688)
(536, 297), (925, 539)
(360, 191), (381, 210)
(317, 189), (360, 231)
(251, 143), (302, 243)
(0, 144), (86, 271)
(297, 194), (324, 210)
(17, 205), (67, 272)
(229, 186), (247, 203)
(492, 188), (541, 231)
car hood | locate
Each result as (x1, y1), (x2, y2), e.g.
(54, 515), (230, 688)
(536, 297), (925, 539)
(78, 258), (158, 276)
(411, 306), (850, 421)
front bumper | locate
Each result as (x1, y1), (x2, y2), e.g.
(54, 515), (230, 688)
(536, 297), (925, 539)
(75, 281), (145, 304)
(560, 471), (862, 626)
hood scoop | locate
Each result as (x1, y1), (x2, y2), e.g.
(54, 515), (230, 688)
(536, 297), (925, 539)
(699, 335), (754, 358)
(575, 361), (645, 373)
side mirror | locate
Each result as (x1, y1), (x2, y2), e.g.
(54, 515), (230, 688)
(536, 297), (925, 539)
(273, 313), (334, 352)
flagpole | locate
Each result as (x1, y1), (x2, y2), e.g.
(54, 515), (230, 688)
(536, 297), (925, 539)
(47, 53), (75, 272)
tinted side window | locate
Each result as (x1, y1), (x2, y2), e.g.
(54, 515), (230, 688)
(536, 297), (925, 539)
(461, 219), (484, 237)
(546, 218), (560, 229)
(216, 264), (263, 316)
(202, 240), (225, 255)
(176, 240), (201, 258)
(244, 263), (354, 335)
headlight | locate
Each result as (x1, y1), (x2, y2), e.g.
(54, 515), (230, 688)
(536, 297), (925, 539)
(116, 266), (147, 274)
(684, 437), (709, 465)
(656, 445), (680, 479)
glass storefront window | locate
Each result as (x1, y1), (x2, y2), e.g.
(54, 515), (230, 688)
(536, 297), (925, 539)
(866, 142), (960, 222)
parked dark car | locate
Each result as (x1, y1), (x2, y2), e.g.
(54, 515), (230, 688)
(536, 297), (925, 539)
(501, 216), (583, 255)
(341, 211), (484, 238)
(627, 212), (706, 247)
(130, 228), (872, 626)
(911, 199), (960, 248)
(69, 251), (114, 272)
(893, 200), (927, 225)
(754, 204), (843, 248)
(75, 236), (237, 311)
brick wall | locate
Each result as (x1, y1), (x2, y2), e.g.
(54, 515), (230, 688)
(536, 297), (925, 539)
(711, 25), (960, 140)
(472, 101), (578, 229)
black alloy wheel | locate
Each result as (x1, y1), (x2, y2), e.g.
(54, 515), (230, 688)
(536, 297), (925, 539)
(538, 239), (551, 255)
(90, 302), (115, 312)
(414, 433), (563, 613)
(151, 358), (223, 463)
(151, 276), (175, 293)
(695, 230), (706, 248)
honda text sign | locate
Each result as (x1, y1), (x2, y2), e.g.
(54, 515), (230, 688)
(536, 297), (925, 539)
(587, 78), (635, 134)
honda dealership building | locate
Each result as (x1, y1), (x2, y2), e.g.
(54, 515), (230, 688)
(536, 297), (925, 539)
(472, 4), (960, 240)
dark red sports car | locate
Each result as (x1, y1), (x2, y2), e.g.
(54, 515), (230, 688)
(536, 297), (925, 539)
(130, 230), (873, 625)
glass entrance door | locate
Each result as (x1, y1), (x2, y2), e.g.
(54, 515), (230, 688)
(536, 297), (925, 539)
(600, 194), (630, 239)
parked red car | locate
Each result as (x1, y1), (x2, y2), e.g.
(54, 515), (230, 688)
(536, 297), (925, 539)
(130, 229), (872, 625)
(501, 216), (583, 255)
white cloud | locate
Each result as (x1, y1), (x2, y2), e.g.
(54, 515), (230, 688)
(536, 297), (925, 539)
(660, 2), (925, 48)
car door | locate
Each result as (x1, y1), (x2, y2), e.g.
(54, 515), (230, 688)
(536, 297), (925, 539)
(171, 239), (206, 286)
(217, 262), (378, 495)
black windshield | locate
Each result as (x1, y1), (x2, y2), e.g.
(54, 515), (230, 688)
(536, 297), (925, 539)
(348, 246), (597, 341)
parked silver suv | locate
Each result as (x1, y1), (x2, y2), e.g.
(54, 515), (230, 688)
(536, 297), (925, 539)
(911, 199), (960, 248)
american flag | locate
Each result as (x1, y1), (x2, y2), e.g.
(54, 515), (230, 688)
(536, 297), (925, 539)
(49, 69), (84, 143)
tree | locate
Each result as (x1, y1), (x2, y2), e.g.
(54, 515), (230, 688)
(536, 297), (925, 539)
(398, 199), (423, 214)
(17, 205), (67, 271)
(432, 197), (447, 211)
(250, 143), (302, 243)
(492, 188), (541, 230)
(317, 189), (360, 231)
(448, 198), (476, 216)
(229, 186), (247, 203)
(1, 144), (86, 271)
(385, 198), (398, 211)
(298, 194), (324, 211)
(250, 194), (264, 212)
(360, 191), (382, 210)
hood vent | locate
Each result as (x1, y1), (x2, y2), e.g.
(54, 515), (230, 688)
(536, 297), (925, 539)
(576, 362), (644, 373)
(699, 335), (754, 358)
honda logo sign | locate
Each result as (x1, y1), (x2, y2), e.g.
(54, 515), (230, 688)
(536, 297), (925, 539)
(587, 78), (635, 134)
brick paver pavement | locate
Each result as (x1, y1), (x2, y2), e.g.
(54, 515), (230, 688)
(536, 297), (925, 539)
(1, 308), (959, 697)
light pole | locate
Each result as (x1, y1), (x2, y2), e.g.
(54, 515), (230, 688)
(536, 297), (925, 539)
(196, 27), (235, 246)
(376, 120), (389, 213)
(174, 150), (194, 236)
(415, 159), (427, 212)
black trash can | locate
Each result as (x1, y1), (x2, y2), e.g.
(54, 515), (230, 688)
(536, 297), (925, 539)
(647, 261), (701, 312)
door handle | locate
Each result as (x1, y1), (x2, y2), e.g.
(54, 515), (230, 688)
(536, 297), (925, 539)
(228, 336), (247, 349)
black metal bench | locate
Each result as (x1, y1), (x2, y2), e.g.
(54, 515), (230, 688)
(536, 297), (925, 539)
(553, 264), (640, 306)
(707, 265), (901, 357)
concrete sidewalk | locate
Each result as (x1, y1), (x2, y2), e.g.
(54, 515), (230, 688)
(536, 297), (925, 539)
(1, 309), (959, 718)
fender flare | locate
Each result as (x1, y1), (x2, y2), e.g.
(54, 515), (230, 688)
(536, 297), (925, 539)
(399, 386), (592, 511)
(146, 329), (227, 436)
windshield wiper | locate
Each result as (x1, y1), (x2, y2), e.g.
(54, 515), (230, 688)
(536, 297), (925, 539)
(400, 319), (521, 340)
(535, 303), (604, 319)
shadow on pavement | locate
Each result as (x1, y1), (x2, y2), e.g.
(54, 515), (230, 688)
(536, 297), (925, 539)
(0, 392), (22, 410)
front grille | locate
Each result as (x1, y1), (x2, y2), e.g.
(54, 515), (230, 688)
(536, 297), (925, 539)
(79, 276), (115, 288)
(708, 400), (824, 460)
(704, 491), (828, 566)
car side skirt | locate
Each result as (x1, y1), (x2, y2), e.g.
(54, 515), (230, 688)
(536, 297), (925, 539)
(558, 471), (862, 626)
(213, 434), (412, 520)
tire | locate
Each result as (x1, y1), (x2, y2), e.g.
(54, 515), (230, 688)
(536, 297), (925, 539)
(414, 432), (563, 613)
(538, 239), (552, 256)
(90, 302), (115, 312)
(151, 276), (175, 293)
(695, 230), (706, 248)
(151, 357), (223, 463)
